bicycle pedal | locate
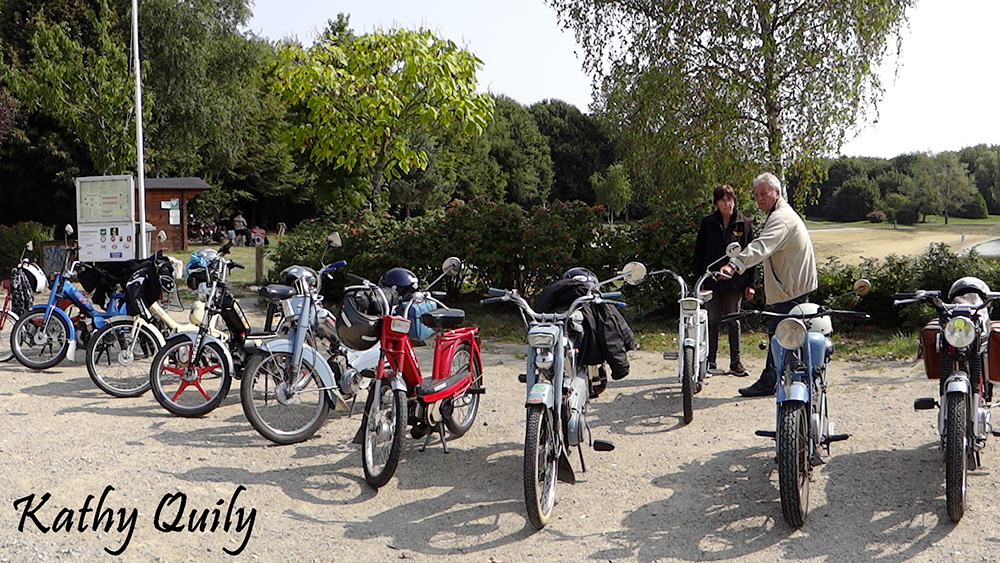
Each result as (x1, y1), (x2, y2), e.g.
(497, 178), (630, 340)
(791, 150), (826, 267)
(466, 387), (486, 395)
(518, 373), (527, 383)
(914, 397), (938, 410)
(824, 433), (850, 443)
(755, 430), (776, 439)
(593, 439), (615, 452)
(662, 351), (678, 361)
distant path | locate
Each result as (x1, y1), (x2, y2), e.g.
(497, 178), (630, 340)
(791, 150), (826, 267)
(808, 225), (996, 264)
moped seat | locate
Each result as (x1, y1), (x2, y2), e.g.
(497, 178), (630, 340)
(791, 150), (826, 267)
(258, 284), (296, 301)
(420, 308), (465, 330)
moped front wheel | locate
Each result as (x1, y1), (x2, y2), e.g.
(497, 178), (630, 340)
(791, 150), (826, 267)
(362, 380), (407, 488)
(85, 319), (159, 397)
(240, 351), (330, 445)
(0, 310), (19, 362)
(150, 337), (232, 417)
(10, 309), (71, 370)
(524, 404), (558, 529)
(681, 346), (696, 424)
(777, 401), (810, 527)
(944, 392), (968, 522)
(444, 342), (482, 436)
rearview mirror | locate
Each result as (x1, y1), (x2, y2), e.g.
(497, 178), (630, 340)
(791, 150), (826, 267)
(853, 278), (872, 297)
(65, 224), (74, 236)
(442, 257), (463, 276)
(621, 261), (647, 285)
(326, 232), (343, 248)
(156, 230), (167, 243)
(25, 241), (33, 252)
(725, 242), (741, 258)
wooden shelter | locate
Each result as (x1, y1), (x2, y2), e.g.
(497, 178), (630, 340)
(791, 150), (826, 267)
(144, 177), (212, 251)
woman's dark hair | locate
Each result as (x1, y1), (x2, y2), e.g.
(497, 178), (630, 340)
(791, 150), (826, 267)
(713, 184), (736, 203)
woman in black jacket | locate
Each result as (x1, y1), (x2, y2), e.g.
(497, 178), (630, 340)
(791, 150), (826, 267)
(692, 185), (756, 376)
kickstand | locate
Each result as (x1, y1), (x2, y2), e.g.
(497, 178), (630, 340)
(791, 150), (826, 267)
(419, 423), (450, 453)
(348, 394), (358, 417)
(577, 442), (586, 473)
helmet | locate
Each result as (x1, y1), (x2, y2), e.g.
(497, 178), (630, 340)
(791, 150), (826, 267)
(788, 302), (833, 335)
(948, 276), (990, 303)
(185, 249), (217, 290)
(280, 265), (319, 291)
(379, 268), (419, 301)
(337, 289), (384, 350)
(17, 262), (47, 293)
(563, 267), (598, 285)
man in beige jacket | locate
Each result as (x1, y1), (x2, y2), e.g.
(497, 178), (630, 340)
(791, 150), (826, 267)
(719, 172), (817, 396)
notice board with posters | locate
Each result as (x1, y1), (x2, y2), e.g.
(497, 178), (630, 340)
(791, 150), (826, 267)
(75, 175), (137, 262)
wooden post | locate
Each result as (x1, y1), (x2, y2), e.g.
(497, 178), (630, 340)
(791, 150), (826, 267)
(255, 243), (265, 284)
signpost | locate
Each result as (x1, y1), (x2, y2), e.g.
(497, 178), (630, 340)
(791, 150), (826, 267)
(75, 175), (137, 262)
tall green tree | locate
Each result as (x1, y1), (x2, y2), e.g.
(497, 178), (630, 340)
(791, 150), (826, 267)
(0, 87), (14, 146)
(906, 152), (977, 224)
(273, 23), (494, 212)
(547, 0), (914, 206)
(485, 96), (554, 205)
(590, 162), (632, 224)
(529, 99), (614, 204)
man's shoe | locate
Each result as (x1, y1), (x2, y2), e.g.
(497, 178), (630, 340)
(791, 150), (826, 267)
(738, 379), (776, 397)
(729, 361), (750, 377)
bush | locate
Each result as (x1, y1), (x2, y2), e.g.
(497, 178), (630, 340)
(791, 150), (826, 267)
(866, 210), (887, 223)
(825, 175), (878, 222)
(0, 221), (52, 276)
(954, 192), (989, 219)
(894, 204), (918, 225)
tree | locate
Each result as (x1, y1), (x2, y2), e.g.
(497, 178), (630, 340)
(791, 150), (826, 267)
(2, 0), (137, 174)
(529, 99), (614, 204)
(484, 96), (554, 205)
(591, 162), (632, 224)
(905, 152), (977, 224)
(547, 0), (914, 206)
(273, 23), (494, 212)
(825, 174), (878, 222)
(0, 88), (15, 147)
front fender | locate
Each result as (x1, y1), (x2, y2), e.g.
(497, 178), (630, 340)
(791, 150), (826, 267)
(945, 371), (970, 395)
(778, 380), (810, 404)
(526, 381), (554, 408)
(258, 339), (349, 410)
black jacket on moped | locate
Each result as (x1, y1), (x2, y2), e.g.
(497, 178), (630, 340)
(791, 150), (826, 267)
(535, 278), (636, 380)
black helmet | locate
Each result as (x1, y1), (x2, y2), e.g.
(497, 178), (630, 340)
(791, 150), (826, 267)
(280, 265), (319, 291)
(948, 276), (990, 303)
(380, 267), (419, 301)
(337, 289), (383, 350)
(563, 267), (598, 285)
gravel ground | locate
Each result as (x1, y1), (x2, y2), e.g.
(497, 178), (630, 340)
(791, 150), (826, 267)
(1, 342), (999, 563)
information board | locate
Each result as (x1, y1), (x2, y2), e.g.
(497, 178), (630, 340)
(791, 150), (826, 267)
(75, 175), (137, 262)
(78, 223), (136, 262)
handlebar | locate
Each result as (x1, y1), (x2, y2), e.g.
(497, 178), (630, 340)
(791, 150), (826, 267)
(482, 286), (624, 322)
(722, 308), (870, 323)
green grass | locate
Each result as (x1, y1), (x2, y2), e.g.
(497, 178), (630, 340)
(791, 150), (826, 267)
(806, 214), (1000, 233)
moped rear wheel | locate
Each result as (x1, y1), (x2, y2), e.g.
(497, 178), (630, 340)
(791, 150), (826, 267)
(86, 319), (159, 397)
(524, 404), (558, 529)
(444, 342), (482, 436)
(0, 310), (19, 362)
(362, 380), (407, 488)
(944, 392), (968, 522)
(681, 346), (696, 424)
(10, 309), (71, 370)
(150, 337), (232, 417)
(777, 401), (810, 527)
(240, 351), (330, 445)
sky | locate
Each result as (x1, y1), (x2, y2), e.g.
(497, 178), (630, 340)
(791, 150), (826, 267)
(246, 0), (1000, 160)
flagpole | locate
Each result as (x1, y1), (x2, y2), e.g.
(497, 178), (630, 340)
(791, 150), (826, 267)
(132, 0), (148, 259)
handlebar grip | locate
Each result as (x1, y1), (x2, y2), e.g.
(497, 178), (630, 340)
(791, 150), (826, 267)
(230, 261), (245, 270)
(893, 292), (919, 299)
(480, 297), (503, 305)
(487, 288), (505, 297)
(721, 311), (755, 322)
(327, 260), (347, 270)
(601, 291), (623, 299)
(838, 311), (871, 320)
(345, 273), (365, 285)
(220, 242), (233, 254)
(605, 300), (627, 307)
(431, 291), (447, 298)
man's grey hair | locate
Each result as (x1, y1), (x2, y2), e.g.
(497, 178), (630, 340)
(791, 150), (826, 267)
(753, 172), (782, 194)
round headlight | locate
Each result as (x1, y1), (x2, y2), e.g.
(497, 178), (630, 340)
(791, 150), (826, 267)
(775, 318), (808, 350)
(944, 316), (976, 348)
(534, 349), (554, 370)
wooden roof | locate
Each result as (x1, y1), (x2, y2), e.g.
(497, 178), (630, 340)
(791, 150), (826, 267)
(144, 177), (212, 191)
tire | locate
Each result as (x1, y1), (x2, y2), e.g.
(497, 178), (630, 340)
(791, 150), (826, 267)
(524, 404), (558, 529)
(10, 309), (71, 370)
(681, 346), (695, 424)
(777, 401), (810, 527)
(240, 351), (330, 445)
(85, 320), (159, 397)
(150, 336), (232, 417)
(944, 392), (968, 522)
(443, 342), (482, 436)
(362, 380), (407, 488)
(0, 310), (19, 362)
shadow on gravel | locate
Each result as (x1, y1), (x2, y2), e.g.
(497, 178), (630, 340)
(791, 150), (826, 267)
(591, 443), (955, 563)
(586, 380), (745, 435)
(19, 373), (106, 399)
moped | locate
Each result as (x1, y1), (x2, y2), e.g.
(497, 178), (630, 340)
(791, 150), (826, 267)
(241, 232), (381, 445)
(345, 257), (485, 488)
(10, 226), (130, 370)
(895, 277), (1000, 521)
(1, 241), (47, 362)
(482, 261), (647, 529)
(654, 242), (741, 423)
(723, 278), (870, 527)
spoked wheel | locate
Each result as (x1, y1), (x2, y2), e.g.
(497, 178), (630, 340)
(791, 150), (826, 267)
(85, 320), (159, 397)
(524, 404), (558, 529)
(362, 380), (407, 488)
(944, 392), (968, 522)
(10, 309), (71, 370)
(777, 401), (810, 527)
(0, 310), (19, 362)
(681, 346), (696, 424)
(240, 351), (330, 445)
(150, 336), (232, 417)
(443, 342), (482, 436)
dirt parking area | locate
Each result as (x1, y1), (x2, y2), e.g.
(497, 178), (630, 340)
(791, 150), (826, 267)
(809, 226), (994, 264)
(1, 343), (998, 562)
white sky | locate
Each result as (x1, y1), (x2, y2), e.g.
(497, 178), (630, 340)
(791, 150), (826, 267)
(247, 0), (1000, 160)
